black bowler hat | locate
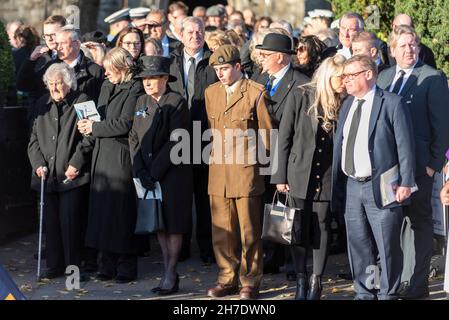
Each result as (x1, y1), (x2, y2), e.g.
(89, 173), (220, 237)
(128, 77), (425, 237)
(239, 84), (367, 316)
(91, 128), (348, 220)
(136, 56), (177, 82)
(255, 33), (296, 55)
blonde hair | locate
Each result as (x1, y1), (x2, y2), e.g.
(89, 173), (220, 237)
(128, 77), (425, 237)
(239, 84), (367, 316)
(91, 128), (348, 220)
(306, 55), (346, 132)
(388, 24), (420, 49)
(205, 30), (231, 51)
(103, 47), (135, 83)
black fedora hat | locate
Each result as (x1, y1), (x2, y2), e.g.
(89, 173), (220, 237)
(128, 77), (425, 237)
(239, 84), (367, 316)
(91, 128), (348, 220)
(136, 56), (177, 82)
(255, 33), (296, 55)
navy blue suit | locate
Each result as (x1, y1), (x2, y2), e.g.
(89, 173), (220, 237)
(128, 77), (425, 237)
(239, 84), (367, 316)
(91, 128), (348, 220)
(332, 87), (415, 299)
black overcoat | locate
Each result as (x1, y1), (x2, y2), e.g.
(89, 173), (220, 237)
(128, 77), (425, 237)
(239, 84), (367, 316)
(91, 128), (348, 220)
(85, 79), (145, 254)
(129, 90), (193, 235)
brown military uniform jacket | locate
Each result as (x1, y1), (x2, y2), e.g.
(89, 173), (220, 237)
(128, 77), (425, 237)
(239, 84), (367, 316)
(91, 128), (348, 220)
(205, 78), (274, 198)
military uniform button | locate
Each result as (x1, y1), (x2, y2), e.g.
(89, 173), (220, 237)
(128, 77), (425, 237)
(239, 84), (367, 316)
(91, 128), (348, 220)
(316, 163), (320, 166)
(318, 149), (322, 153)
(316, 188), (320, 192)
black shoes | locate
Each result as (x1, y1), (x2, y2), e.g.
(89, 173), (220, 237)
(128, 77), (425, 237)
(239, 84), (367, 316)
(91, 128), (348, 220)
(200, 254), (216, 265)
(307, 274), (322, 300)
(158, 274), (179, 296)
(295, 273), (308, 300)
(95, 273), (114, 281)
(398, 283), (430, 300)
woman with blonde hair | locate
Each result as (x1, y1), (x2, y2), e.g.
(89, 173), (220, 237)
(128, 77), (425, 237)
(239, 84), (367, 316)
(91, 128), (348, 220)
(205, 29), (231, 52)
(78, 47), (145, 283)
(271, 55), (347, 300)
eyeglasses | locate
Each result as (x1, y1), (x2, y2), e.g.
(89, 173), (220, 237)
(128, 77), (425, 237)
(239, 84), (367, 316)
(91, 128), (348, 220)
(122, 41), (142, 47)
(42, 33), (56, 40)
(138, 23), (163, 31)
(342, 69), (369, 80)
(258, 51), (276, 59)
(47, 80), (65, 87)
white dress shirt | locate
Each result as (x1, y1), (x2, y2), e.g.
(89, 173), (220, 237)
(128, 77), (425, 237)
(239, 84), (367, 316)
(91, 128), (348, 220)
(337, 46), (352, 59)
(161, 35), (170, 57)
(67, 54), (82, 68)
(388, 62), (417, 94)
(183, 49), (204, 88)
(342, 86), (377, 178)
(270, 64), (290, 87)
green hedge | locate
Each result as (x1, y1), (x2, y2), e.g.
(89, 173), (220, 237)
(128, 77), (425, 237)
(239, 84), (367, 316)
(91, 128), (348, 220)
(0, 21), (14, 96)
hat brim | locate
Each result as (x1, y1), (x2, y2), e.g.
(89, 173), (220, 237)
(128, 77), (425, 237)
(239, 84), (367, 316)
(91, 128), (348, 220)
(136, 71), (177, 82)
(255, 45), (296, 55)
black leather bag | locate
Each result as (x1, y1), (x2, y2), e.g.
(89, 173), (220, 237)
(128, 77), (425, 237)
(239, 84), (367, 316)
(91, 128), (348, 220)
(261, 191), (302, 245)
(135, 189), (164, 234)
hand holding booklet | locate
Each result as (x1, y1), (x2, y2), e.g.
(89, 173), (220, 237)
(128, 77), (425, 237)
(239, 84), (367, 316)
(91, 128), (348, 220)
(74, 100), (101, 121)
(380, 165), (418, 206)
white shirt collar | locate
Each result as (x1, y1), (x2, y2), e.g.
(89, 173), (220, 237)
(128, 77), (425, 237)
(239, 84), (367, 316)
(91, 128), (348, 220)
(226, 74), (244, 93)
(67, 54), (81, 68)
(184, 48), (204, 65)
(270, 64), (290, 87)
(395, 61), (418, 75)
(356, 85), (377, 102)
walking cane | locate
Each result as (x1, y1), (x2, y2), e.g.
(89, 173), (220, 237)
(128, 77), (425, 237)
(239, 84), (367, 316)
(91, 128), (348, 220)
(37, 167), (48, 281)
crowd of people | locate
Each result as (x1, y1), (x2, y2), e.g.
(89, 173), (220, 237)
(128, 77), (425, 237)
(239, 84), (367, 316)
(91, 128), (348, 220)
(4, 2), (449, 300)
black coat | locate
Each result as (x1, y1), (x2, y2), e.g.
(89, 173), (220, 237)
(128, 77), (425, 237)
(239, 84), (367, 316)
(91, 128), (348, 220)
(129, 91), (193, 234)
(85, 79), (145, 254)
(271, 87), (333, 201)
(17, 51), (104, 106)
(255, 66), (310, 126)
(28, 91), (93, 193)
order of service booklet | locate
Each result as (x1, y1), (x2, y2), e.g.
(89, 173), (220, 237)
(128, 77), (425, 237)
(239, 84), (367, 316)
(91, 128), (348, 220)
(380, 164), (418, 206)
(73, 100), (101, 122)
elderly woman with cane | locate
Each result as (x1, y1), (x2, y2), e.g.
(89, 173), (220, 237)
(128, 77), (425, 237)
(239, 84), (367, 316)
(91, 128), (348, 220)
(28, 63), (93, 280)
(129, 56), (193, 295)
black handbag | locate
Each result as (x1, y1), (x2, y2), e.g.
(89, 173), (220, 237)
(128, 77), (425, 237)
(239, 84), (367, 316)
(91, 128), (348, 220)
(261, 191), (303, 245)
(135, 189), (165, 235)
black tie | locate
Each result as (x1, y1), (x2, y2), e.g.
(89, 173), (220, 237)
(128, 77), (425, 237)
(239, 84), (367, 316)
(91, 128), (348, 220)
(391, 70), (405, 95)
(266, 75), (276, 93)
(187, 57), (196, 108)
(345, 99), (365, 177)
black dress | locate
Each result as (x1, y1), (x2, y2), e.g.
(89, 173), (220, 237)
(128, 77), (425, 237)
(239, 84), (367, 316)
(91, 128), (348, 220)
(129, 90), (193, 235)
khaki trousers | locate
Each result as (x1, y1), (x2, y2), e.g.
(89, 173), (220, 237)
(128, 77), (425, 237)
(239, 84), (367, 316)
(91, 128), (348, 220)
(210, 195), (263, 288)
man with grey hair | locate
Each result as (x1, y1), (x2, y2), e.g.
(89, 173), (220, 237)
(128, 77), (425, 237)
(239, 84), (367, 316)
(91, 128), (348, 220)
(54, 28), (104, 103)
(269, 20), (294, 36)
(168, 16), (218, 264)
(378, 24), (449, 300)
(337, 12), (364, 59)
(388, 13), (436, 68)
(28, 63), (94, 280)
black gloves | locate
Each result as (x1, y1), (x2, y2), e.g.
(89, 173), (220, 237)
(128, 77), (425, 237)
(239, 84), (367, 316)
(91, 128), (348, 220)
(138, 173), (156, 191)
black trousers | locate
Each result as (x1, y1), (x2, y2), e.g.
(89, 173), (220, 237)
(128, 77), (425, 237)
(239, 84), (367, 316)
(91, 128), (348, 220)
(289, 198), (330, 276)
(402, 174), (434, 293)
(99, 252), (137, 279)
(44, 186), (89, 271)
(182, 166), (213, 258)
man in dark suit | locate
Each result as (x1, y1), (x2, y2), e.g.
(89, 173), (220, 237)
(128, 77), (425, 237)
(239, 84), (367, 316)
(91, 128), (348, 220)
(333, 55), (415, 300)
(144, 9), (180, 57)
(387, 14), (437, 69)
(168, 16), (218, 264)
(378, 25), (449, 299)
(255, 31), (309, 277)
(255, 32), (310, 126)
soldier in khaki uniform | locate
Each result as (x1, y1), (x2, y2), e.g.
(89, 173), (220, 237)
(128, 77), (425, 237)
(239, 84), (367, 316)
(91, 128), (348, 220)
(205, 45), (273, 300)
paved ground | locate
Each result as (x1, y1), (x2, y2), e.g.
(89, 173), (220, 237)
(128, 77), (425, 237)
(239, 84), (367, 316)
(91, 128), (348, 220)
(0, 234), (446, 300)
